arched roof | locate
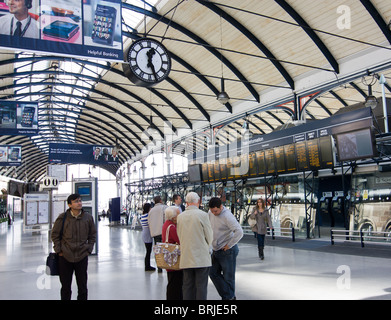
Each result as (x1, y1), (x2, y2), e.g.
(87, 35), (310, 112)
(1, 0), (391, 181)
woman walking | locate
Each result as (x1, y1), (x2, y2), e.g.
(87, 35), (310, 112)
(249, 199), (273, 260)
(141, 203), (155, 271)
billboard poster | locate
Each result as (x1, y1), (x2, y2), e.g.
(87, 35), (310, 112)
(0, 145), (22, 166)
(49, 142), (119, 165)
(0, 0), (123, 62)
(0, 101), (38, 135)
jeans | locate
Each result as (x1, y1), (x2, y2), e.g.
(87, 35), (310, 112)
(256, 233), (265, 247)
(209, 244), (239, 300)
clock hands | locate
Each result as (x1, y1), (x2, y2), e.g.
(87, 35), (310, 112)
(147, 48), (158, 81)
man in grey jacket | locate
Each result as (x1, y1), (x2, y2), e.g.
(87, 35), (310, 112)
(51, 193), (96, 300)
(177, 192), (213, 300)
(208, 197), (243, 300)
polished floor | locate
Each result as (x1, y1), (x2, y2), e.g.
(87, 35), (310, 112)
(1, 217), (391, 300)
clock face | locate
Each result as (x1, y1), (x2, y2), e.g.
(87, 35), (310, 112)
(123, 38), (171, 87)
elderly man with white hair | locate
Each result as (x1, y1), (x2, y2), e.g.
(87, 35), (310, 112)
(177, 192), (213, 300)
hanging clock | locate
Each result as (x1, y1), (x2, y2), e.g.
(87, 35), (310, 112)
(123, 38), (172, 87)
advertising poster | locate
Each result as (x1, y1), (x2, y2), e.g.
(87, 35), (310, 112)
(49, 142), (119, 165)
(0, 101), (38, 135)
(0, 0), (123, 62)
(0, 145), (22, 166)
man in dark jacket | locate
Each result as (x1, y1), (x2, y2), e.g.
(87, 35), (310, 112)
(51, 193), (97, 300)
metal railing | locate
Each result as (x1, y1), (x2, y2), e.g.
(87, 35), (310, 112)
(243, 226), (295, 242)
(330, 229), (391, 247)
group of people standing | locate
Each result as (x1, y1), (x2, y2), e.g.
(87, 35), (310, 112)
(50, 192), (273, 300)
(141, 192), (244, 300)
(140, 192), (274, 300)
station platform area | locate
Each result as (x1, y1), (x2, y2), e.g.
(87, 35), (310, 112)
(1, 218), (391, 300)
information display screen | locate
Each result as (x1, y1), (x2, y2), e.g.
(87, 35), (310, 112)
(248, 152), (257, 177)
(307, 139), (321, 169)
(256, 150), (266, 175)
(296, 141), (309, 171)
(319, 136), (334, 168)
(274, 146), (285, 173)
(189, 133), (336, 182)
(284, 144), (297, 172)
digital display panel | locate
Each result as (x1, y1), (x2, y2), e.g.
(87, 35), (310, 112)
(248, 152), (257, 177)
(188, 164), (202, 182)
(319, 136), (334, 168)
(335, 128), (377, 161)
(307, 139), (321, 169)
(274, 146), (285, 173)
(284, 144), (297, 172)
(219, 158), (228, 181)
(265, 149), (276, 174)
(201, 163), (209, 182)
(256, 150), (266, 175)
(296, 141), (309, 171)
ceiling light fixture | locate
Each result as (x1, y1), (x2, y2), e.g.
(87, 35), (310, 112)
(217, 78), (230, 105)
(217, 14), (230, 105)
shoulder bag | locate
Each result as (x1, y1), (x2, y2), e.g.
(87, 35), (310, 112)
(153, 224), (181, 270)
(46, 213), (66, 276)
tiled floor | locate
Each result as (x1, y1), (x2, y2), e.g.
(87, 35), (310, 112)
(1, 218), (391, 300)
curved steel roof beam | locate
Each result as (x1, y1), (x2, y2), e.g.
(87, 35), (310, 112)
(360, 0), (391, 45)
(3, 95), (139, 159)
(0, 57), (177, 134)
(197, 0), (295, 90)
(37, 105), (137, 158)
(123, 3), (260, 103)
(1, 68), (167, 138)
(1, 84), (145, 153)
(275, 0), (339, 74)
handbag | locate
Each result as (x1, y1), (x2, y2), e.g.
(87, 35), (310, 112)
(153, 224), (181, 271)
(46, 213), (66, 276)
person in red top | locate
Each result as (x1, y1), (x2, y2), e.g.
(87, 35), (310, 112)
(162, 206), (182, 300)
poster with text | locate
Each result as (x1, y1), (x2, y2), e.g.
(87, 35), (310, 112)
(0, 145), (22, 166)
(0, 0), (123, 62)
(49, 142), (119, 165)
(0, 101), (38, 135)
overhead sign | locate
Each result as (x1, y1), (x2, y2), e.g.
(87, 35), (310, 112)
(0, 145), (22, 166)
(42, 176), (59, 189)
(0, 101), (38, 136)
(0, 0), (123, 62)
(48, 143), (119, 165)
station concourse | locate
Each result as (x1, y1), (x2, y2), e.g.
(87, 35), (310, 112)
(1, 0), (391, 302)
(1, 217), (391, 300)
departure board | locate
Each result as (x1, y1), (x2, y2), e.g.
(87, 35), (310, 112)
(226, 157), (235, 180)
(319, 136), (334, 168)
(219, 159), (228, 181)
(207, 162), (215, 181)
(240, 154), (250, 177)
(190, 133), (335, 182)
(249, 152), (257, 177)
(256, 150), (266, 175)
(265, 149), (276, 174)
(284, 144), (297, 172)
(201, 163), (209, 182)
(307, 139), (321, 169)
(296, 141), (309, 171)
(213, 160), (220, 181)
(274, 146), (286, 173)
